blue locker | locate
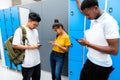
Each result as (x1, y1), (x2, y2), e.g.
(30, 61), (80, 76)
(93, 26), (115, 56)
(1, 7), (21, 70)
(98, 0), (106, 10)
(69, 0), (84, 31)
(69, 31), (84, 61)
(0, 10), (7, 44)
(69, 60), (82, 80)
(4, 8), (13, 37)
(11, 6), (20, 32)
(4, 8), (13, 69)
(106, 0), (120, 80)
(108, 68), (120, 80)
(0, 10), (11, 69)
(10, 7), (21, 70)
(68, 0), (87, 79)
(107, 0), (120, 25)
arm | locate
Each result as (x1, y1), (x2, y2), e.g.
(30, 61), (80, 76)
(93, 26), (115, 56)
(49, 42), (69, 52)
(55, 43), (69, 52)
(12, 44), (41, 50)
(76, 0), (81, 9)
(78, 38), (119, 55)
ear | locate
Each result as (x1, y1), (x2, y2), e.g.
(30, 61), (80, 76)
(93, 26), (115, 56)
(94, 6), (99, 10)
(28, 19), (32, 22)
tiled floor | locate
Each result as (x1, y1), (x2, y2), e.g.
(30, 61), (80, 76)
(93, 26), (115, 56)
(0, 60), (68, 80)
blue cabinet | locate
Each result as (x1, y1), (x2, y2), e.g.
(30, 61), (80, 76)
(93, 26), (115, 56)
(4, 8), (13, 37)
(11, 7), (20, 32)
(68, 0), (86, 79)
(108, 68), (120, 80)
(69, 31), (84, 61)
(106, 0), (120, 80)
(0, 10), (7, 44)
(0, 6), (21, 70)
(69, 0), (84, 31)
(69, 60), (82, 80)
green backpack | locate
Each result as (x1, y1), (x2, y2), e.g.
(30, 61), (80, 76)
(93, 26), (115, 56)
(4, 26), (28, 66)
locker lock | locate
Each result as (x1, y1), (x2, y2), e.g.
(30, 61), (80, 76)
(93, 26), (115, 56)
(70, 11), (74, 16)
(70, 71), (73, 75)
(109, 7), (113, 13)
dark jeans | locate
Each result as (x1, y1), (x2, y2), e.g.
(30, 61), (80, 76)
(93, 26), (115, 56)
(80, 59), (114, 80)
(22, 64), (41, 80)
(50, 51), (65, 80)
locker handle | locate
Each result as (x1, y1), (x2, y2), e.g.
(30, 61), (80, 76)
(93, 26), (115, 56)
(109, 7), (113, 13)
(70, 43), (73, 47)
(70, 71), (73, 75)
(70, 11), (74, 16)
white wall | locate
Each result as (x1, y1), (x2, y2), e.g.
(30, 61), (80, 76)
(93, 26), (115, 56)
(0, 0), (12, 9)
(19, 7), (30, 25)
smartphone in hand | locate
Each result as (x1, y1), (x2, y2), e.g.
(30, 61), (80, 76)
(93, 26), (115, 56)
(72, 37), (79, 41)
(38, 44), (42, 47)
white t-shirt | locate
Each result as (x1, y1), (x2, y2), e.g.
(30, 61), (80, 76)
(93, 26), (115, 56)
(12, 26), (40, 68)
(85, 12), (119, 67)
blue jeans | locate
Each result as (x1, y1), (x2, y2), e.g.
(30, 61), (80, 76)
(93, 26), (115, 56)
(50, 51), (65, 80)
(22, 64), (41, 80)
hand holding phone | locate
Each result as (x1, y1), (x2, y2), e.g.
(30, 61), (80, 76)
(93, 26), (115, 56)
(38, 44), (42, 47)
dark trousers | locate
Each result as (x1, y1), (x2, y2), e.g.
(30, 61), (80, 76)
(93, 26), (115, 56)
(80, 59), (114, 80)
(22, 64), (41, 80)
(50, 51), (65, 80)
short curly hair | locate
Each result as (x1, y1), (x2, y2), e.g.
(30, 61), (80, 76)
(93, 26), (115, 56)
(81, 0), (99, 11)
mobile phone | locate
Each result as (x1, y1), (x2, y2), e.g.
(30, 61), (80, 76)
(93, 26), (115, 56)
(72, 37), (79, 41)
(48, 41), (53, 43)
(38, 44), (42, 47)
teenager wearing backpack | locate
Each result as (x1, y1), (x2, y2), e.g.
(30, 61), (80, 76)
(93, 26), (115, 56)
(12, 12), (41, 80)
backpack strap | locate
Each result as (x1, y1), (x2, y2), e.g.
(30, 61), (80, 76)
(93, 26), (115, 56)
(20, 26), (29, 45)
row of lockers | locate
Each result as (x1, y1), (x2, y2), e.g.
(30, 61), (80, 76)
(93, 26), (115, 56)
(0, 6), (20, 70)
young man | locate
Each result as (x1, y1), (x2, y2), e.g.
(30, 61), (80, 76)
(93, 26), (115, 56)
(12, 12), (41, 80)
(76, 0), (119, 80)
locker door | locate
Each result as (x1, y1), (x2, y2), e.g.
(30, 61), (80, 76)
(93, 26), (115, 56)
(11, 7), (21, 70)
(98, 0), (106, 10)
(4, 8), (13, 69)
(69, 31), (84, 61)
(68, 60), (82, 80)
(107, 0), (120, 26)
(0, 10), (7, 44)
(4, 8), (13, 37)
(106, 0), (120, 80)
(11, 6), (20, 32)
(108, 68), (120, 80)
(69, 0), (84, 31)
(0, 10), (7, 67)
